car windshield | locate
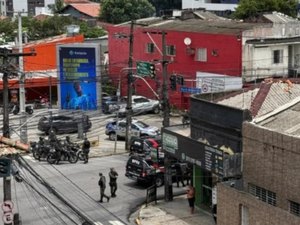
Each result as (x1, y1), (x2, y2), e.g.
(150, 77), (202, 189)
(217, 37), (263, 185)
(134, 121), (149, 128)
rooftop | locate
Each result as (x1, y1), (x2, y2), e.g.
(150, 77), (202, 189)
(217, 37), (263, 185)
(217, 79), (300, 137)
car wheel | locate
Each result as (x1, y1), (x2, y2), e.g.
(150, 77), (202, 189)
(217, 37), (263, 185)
(155, 174), (164, 187)
(153, 106), (160, 114)
(109, 132), (117, 141)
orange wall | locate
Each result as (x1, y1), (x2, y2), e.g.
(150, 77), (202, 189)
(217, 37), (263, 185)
(23, 35), (84, 71)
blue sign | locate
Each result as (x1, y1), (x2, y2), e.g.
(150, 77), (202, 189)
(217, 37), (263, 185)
(58, 46), (97, 110)
(180, 87), (201, 94)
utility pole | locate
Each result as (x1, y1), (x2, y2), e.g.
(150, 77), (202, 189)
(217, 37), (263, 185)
(1, 50), (11, 223)
(125, 20), (134, 150)
(18, 11), (27, 144)
(160, 31), (172, 201)
(0, 46), (35, 225)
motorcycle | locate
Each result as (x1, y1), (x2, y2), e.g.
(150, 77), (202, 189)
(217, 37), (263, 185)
(7, 103), (34, 115)
(34, 97), (49, 109)
(31, 141), (51, 161)
(47, 140), (78, 164)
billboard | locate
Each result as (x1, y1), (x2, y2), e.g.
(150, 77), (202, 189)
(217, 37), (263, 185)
(57, 44), (101, 110)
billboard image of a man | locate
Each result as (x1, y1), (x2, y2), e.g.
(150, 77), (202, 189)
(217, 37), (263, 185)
(63, 81), (96, 110)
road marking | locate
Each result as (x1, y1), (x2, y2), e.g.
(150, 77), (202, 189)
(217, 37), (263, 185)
(22, 155), (35, 162)
(109, 221), (124, 225)
(94, 222), (103, 225)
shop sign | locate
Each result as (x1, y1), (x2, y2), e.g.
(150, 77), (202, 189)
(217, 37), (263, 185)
(162, 133), (178, 154)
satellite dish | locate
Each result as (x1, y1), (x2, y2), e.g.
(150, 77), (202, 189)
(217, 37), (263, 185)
(184, 37), (192, 46)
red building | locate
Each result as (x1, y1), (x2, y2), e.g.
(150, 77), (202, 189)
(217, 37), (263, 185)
(107, 12), (256, 109)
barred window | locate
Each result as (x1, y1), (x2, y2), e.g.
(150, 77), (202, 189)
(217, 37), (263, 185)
(289, 200), (300, 216)
(166, 45), (176, 56)
(273, 49), (283, 64)
(196, 48), (207, 62)
(146, 43), (155, 53)
(248, 183), (276, 206)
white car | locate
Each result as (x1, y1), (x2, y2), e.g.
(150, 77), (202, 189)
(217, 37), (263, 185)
(115, 95), (161, 117)
(105, 119), (160, 141)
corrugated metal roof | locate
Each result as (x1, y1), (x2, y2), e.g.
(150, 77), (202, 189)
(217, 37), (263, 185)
(147, 19), (265, 35)
(217, 80), (300, 137)
(263, 12), (297, 23)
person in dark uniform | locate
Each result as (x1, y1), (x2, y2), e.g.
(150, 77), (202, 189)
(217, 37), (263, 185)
(82, 137), (90, 164)
(175, 163), (185, 187)
(108, 168), (118, 197)
(98, 173), (110, 203)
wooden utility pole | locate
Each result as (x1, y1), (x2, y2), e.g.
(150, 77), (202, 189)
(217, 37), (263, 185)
(0, 48), (35, 225)
(125, 20), (134, 151)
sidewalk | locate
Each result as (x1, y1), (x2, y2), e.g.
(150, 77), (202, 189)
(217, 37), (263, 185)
(135, 195), (216, 225)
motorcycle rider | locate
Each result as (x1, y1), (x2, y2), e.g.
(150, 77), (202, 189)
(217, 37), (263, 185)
(82, 137), (90, 164)
(48, 130), (61, 164)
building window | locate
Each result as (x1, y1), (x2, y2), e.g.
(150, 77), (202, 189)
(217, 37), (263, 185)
(146, 43), (155, 53)
(248, 183), (276, 206)
(196, 48), (207, 62)
(166, 45), (176, 56)
(289, 201), (300, 217)
(273, 49), (283, 64)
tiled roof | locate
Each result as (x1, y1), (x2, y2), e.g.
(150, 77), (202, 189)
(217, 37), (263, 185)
(69, 3), (100, 18)
(64, 0), (91, 4)
(0, 136), (29, 156)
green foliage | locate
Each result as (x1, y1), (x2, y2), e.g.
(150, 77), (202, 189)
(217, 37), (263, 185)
(100, 0), (155, 24)
(48, 0), (64, 14)
(233, 0), (298, 20)
(0, 18), (17, 42)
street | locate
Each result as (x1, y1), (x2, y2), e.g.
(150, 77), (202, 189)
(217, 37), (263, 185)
(0, 109), (183, 225)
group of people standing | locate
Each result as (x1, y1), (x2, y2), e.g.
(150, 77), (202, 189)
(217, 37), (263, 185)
(98, 168), (119, 203)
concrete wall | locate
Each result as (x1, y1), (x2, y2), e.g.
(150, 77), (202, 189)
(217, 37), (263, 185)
(218, 183), (300, 225)
(243, 122), (300, 209)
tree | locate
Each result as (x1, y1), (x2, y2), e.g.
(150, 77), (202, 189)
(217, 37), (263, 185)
(99, 0), (155, 24)
(48, 0), (64, 14)
(149, 0), (181, 16)
(233, 0), (298, 20)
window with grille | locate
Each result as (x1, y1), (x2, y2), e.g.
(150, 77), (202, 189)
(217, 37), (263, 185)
(166, 45), (176, 56)
(248, 183), (276, 206)
(196, 48), (207, 62)
(289, 200), (300, 216)
(146, 43), (155, 53)
(273, 49), (283, 64)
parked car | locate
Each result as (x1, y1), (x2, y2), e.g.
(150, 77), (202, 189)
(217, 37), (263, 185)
(38, 115), (92, 134)
(102, 95), (118, 114)
(125, 155), (187, 187)
(113, 95), (161, 117)
(129, 136), (163, 158)
(105, 119), (160, 141)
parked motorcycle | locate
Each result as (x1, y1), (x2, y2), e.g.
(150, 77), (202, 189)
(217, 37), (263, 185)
(34, 97), (49, 109)
(31, 141), (51, 161)
(47, 140), (78, 164)
(8, 103), (34, 115)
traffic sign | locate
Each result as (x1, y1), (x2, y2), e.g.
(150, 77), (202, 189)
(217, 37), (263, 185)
(136, 61), (155, 78)
(2, 200), (14, 212)
(180, 87), (201, 94)
(3, 212), (13, 224)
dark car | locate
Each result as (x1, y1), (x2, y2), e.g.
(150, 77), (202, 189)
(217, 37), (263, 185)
(38, 115), (92, 134)
(125, 155), (187, 187)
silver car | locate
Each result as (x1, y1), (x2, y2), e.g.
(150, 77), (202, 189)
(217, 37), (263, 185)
(113, 95), (161, 116)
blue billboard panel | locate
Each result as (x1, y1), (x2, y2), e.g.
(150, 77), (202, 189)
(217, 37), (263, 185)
(58, 46), (98, 110)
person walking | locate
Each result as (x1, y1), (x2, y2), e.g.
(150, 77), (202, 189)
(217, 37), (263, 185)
(82, 137), (90, 164)
(98, 173), (110, 203)
(175, 163), (185, 187)
(187, 185), (196, 214)
(109, 168), (118, 197)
